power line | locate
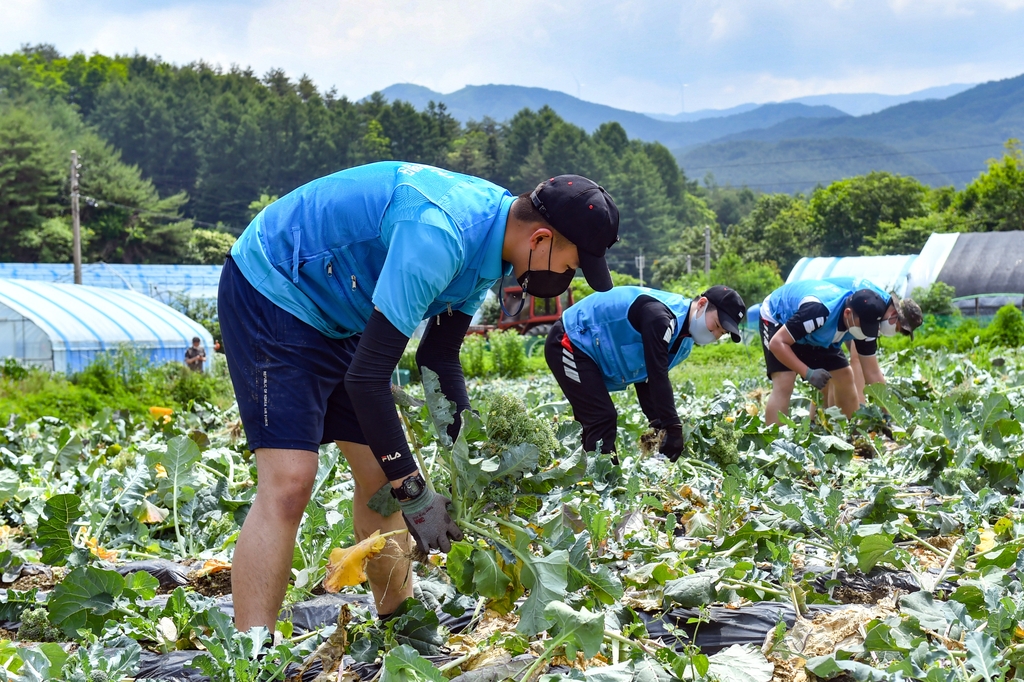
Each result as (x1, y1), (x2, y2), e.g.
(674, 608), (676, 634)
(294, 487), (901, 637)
(684, 142), (1006, 171)
(82, 196), (243, 233)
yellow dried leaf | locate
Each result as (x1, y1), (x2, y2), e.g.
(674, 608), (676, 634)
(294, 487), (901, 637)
(195, 558), (232, 578)
(137, 500), (170, 524)
(323, 531), (389, 591)
(85, 537), (118, 562)
(976, 529), (997, 554)
(154, 463), (168, 478)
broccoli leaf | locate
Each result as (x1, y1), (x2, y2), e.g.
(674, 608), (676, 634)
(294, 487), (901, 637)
(421, 368), (456, 448)
(518, 550), (569, 635)
(544, 600), (605, 660)
(37, 494), (86, 566)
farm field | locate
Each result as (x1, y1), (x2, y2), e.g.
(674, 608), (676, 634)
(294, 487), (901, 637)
(0, 341), (1023, 682)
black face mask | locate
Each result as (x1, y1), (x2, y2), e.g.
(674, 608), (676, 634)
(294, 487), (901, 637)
(500, 246), (575, 317)
(517, 248), (575, 298)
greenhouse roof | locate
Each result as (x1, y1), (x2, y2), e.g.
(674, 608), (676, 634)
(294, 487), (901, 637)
(0, 262), (222, 301)
(0, 279), (213, 373)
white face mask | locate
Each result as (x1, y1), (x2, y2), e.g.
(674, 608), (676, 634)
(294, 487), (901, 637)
(848, 325), (868, 341)
(880, 319), (898, 336)
(690, 305), (717, 346)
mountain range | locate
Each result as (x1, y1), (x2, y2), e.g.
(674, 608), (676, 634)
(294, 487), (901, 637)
(375, 77), (1022, 192)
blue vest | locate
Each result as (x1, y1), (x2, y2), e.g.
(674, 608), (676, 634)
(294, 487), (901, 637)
(562, 287), (694, 391)
(824, 277), (891, 303)
(230, 162), (512, 338)
(767, 280), (852, 348)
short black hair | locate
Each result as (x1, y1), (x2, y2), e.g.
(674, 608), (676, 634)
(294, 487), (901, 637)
(512, 192), (568, 247)
(192, 337), (201, 344)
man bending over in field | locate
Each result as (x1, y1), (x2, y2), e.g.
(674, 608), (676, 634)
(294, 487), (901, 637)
(822, 276), (923, 406)
(761, 280), (891, 425)
(546, 285), (746, 461)
(218, 162), (619, 631)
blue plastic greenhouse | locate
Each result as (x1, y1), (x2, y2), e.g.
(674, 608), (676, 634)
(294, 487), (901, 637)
(0, 279), (214, 373)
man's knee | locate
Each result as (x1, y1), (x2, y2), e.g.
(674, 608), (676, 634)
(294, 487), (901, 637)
(260, 469), (317, 522)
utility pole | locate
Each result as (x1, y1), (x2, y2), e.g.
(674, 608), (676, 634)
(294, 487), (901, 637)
(70, 150), (82, 284)
(634, 248), (645, 287)
(686, 255), (692, 275)
(704, 225), (711, 277)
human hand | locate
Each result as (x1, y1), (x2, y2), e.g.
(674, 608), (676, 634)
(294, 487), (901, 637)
(659, 424), (685, 462)
(804, 368), (831, 390)
(399, 489), (463, 553)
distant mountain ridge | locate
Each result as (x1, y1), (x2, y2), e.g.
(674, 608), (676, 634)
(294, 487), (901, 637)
(677, 74), (1024, 191)
(375, 83), (847, 150)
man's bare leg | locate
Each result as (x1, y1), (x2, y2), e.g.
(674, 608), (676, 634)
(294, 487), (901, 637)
(848, 344), (866, 404)
(828, 366), (859, 418)
(337, 441), (414, 616)
(766, 371), (797, 426)
(233, 448), (319, 631)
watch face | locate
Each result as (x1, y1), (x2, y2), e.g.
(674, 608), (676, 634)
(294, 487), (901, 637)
(404, 476), (425, 498)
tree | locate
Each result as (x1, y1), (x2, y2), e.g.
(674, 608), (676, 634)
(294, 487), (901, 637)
(708, 253), (782, 311)
(0, 107), (63, 260)
(809, 171), (929, 256)
(859, 212), (968, 255)
(954, 140), (1024, 232)
(727, 193), (815, 277)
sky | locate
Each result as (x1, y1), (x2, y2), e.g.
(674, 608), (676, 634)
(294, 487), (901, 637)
(3, 0), (1024, 114)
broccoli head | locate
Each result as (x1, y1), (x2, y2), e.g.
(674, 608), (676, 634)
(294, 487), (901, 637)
(18, 607), (63, 642)
(706, 422), (740, 469)
(89, 672), (110, 682)
(484, 393), (559, 463)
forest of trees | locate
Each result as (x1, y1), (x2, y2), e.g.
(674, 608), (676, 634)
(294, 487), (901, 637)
(2, 46), (1023, 308)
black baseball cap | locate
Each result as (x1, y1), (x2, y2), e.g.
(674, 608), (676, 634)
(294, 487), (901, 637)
(530, 175), (620, 291)
(847, 289), (888, 338)
(702, 285), (746, 343)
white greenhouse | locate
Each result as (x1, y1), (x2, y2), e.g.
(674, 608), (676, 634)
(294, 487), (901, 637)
(0, 279), (214, 373)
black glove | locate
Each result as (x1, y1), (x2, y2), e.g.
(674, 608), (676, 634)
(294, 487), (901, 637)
(804, 367), (832, 390)
(399, 489), (463, 553)
(659, 424), (685, 462)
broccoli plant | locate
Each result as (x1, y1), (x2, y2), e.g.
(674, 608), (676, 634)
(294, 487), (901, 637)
(420, 369), (623, 637)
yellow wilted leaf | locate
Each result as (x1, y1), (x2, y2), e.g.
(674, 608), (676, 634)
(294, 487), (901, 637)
(994, 517), (1014, 536)
(85, 537), (118, 562)
(323, 531), (389, 591)
(976, 529), (997, 554)
(154, 463), (168, 478)
(195, 558), (232, 578)
(137, 500), (170, 524)
(149, 406), (173, 419)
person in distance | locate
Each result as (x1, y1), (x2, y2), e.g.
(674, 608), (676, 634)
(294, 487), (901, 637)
(546, 285), (747, 462)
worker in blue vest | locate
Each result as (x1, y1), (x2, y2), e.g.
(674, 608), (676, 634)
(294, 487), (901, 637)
(823, 276), (923, 405)
(546, 285), (747, 461)
(761, 279), (890, 425)
(219, 162), (619, 631)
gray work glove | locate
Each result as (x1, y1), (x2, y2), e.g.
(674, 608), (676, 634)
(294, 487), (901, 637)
(804, 367), (832, 390)
(399, 489), (463, 553)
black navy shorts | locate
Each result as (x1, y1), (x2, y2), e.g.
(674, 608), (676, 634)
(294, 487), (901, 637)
(218, 256), (368, 453)
(759, 317), (849, 380)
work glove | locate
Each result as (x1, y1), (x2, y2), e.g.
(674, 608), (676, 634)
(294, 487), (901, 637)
(399, 489), (463, 553)
(659, 423), (686, 463)
(803, 367), (832, 390)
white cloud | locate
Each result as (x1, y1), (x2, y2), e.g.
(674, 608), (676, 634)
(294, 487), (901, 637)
(2, 0), (1023, 112)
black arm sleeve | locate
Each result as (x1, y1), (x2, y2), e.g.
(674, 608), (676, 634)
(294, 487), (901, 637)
(345, 309), (417, 481)
(784, 301), (831, 342)
(416, 311), (473, 442)
(628, 296), (681, 429)
(853, 338), (878, 356)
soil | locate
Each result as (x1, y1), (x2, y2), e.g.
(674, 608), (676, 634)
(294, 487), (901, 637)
(0, 627), (18, 640)
(8, 566), (64, 592)
(187, 568), (233, 597)
(831, 585), (903, 605)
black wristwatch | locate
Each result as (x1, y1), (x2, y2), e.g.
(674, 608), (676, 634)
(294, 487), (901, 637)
(390, 473), (427, 502)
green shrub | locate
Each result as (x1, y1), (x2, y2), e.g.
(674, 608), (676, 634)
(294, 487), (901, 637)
(983, 304), (1024, 348)
(1, 357), (28, 380)
(489, 330), (527, 378)
(460, 334), (490, 378)
(911, 281), (958, 316)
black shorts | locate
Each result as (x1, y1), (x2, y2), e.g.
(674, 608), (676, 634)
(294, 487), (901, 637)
(759, 318), (849, 379)
(218, 256), (368, 453)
